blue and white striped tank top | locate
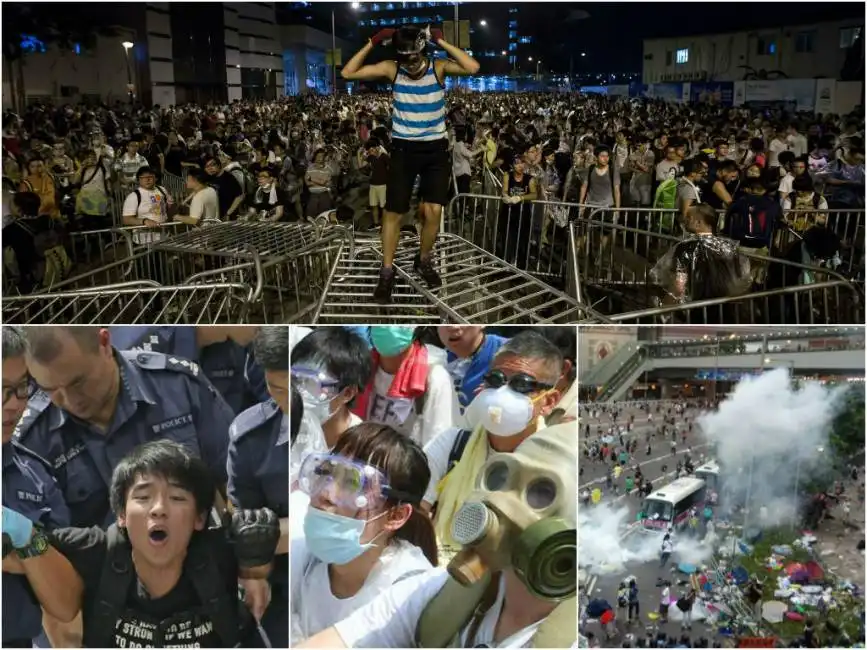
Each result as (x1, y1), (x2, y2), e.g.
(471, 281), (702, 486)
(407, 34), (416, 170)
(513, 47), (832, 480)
(391, 60), (447, 142)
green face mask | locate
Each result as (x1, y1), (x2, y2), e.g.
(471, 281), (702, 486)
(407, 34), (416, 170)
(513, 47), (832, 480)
(370, 326), (416, 357)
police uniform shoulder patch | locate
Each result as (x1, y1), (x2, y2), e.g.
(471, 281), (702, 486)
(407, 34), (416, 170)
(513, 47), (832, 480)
(10, 439), (56, 475)
(127, 350), (201, 378)
(230, 401), (279, 442)
(12, 392), (52, 442)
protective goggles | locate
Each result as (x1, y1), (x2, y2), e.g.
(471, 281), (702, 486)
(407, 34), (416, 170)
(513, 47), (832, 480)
(291, 366), (341, 404)
(297, 453), (419, 510)
(483, 369), (554, 395)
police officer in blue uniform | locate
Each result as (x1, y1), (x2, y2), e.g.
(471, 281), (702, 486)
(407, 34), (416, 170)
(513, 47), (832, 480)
(108, 326), (268, 415)
(15, 326), (235, 529)
(2, 327), (70, 647)
(227, 327), (290, 647)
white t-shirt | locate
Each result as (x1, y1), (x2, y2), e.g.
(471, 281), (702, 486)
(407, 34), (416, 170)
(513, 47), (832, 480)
(768, 138), (789, 168)
(291, 538), (433, 644)
(366, 347), (459, 448)
(189, 186), (220, 222)
(122, 186), (172, 244)
(334, 570), (547, 648)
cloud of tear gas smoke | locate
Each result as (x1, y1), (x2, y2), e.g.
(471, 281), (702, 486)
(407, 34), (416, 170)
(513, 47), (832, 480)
(578, 502), (712, 575)
(697, 368), (845, 529)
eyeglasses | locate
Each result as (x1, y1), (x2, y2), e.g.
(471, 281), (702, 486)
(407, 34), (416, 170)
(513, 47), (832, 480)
(2, 376), (37, 405)
(483, 369), (554, 395)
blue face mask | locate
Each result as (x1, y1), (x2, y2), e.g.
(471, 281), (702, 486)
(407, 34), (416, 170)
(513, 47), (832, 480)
(303, 507), (385, 565)
(370, 326), (415, 357)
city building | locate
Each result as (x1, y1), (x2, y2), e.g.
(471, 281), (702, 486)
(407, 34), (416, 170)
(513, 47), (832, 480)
(642, 18), (864, 84)
(355, 1), (534, 75)
(280, 25), (354, 94)
(2, 2), (284, 108)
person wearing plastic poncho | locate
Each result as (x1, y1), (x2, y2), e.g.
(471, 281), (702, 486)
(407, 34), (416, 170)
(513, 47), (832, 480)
(290, 423), (437, 644)
(298, 420), (577, 649)
(421, 331), (565, 560)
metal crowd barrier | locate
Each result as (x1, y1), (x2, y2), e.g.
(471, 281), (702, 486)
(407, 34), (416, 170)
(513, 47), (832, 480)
(445, 195), (864, 285)
(570, 214), (862, 325)
(1, 221), (353, 325)
(310, 230), (606, 324)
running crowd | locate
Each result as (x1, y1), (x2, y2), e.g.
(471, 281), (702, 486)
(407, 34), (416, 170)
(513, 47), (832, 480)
(288, 325), (578, 648)
(3, 93), (863, 299)
(2, 325), (290, 648)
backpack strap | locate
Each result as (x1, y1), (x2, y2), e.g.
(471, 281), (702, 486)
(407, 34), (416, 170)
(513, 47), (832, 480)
(185, 531), (242, 648)
(447, 429), (473, 471)
(416, 572), (495, 648)
(87, 525), (136, 648)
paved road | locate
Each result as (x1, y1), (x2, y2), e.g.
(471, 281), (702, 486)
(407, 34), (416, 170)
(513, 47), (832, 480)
(580, 408), (716, 645)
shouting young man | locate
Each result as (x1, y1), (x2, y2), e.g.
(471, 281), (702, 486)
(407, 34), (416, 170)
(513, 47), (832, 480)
(3, 440), (283, 648)
(341, 25), (480, 304)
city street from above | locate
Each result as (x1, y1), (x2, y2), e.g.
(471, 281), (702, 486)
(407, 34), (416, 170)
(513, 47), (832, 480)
(578, 326), (865, 648)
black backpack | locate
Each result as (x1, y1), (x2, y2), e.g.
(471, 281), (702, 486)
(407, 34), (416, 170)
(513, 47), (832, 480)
(87, 525), (247, 648)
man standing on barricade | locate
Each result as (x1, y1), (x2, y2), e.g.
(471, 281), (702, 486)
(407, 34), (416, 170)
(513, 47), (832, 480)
(341, 24), (480, 304)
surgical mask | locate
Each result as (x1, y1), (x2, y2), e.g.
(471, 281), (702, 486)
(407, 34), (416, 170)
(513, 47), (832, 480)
(465, 386), (543, 437)
(302, 394), (332, 425)
(448, 422), (576, 600)
(370, 326), (415, 357)
(303, 506), (386, 565)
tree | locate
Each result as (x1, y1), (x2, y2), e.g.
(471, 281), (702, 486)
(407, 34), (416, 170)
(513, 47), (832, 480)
(3, 4), (120, 113)
(829, 385), (865, 463)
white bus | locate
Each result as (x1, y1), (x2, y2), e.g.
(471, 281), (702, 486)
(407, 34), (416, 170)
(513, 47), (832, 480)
(694, 460), (720, 491)
(640, 477), (707, 533)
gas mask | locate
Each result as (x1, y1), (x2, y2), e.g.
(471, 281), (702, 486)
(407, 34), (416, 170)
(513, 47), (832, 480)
(447, 422), (576, 601)
(396, 28), (428, 70)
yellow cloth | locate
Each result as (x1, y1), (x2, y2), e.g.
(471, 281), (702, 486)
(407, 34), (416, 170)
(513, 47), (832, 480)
(434, 423), (489, 548)
(434, 417), (546, 548)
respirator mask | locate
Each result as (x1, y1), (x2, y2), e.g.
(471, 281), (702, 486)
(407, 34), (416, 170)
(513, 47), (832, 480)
(395, 27), (428, 69)
(447, 422), (577, 601)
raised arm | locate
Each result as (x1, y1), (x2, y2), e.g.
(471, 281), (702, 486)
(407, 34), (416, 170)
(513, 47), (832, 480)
(434, 31), (480, 76)
(341, 32), (398, 82)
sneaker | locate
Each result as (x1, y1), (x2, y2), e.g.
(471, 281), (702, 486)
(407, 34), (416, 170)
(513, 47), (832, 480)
(373, 266), (395, 304)
(414, 253), (442, 288)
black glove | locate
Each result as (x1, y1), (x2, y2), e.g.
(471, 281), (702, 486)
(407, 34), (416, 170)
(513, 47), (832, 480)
(229, 508), (279, 568)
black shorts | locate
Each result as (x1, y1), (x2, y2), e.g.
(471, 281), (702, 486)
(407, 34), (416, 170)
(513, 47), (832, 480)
(385, 137), (450, 214)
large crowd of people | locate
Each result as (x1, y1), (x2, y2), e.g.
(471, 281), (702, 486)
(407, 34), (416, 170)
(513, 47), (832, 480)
(3, 58), (863, 314)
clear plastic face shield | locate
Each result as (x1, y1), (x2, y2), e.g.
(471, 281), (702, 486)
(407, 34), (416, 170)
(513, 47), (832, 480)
(291, 365), (341, 422)
(396, 29), (428, 70)
(297, 452), (415, 513)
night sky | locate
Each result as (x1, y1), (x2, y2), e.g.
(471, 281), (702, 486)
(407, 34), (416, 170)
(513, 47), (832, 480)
(324, 1), (864, 73)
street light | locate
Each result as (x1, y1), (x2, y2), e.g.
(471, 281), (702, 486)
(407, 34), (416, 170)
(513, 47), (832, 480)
(480, 19), (487, 26)
(121, 41), (134, 105)
(581, 52), (586, 57)
(501, 50), (507, 56)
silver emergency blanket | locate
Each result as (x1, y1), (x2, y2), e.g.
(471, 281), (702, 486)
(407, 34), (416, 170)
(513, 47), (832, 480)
(650, 235), (752, 304)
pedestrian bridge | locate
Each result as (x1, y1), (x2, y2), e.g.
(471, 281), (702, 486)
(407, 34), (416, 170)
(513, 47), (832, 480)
(583, 331), (864, 402)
